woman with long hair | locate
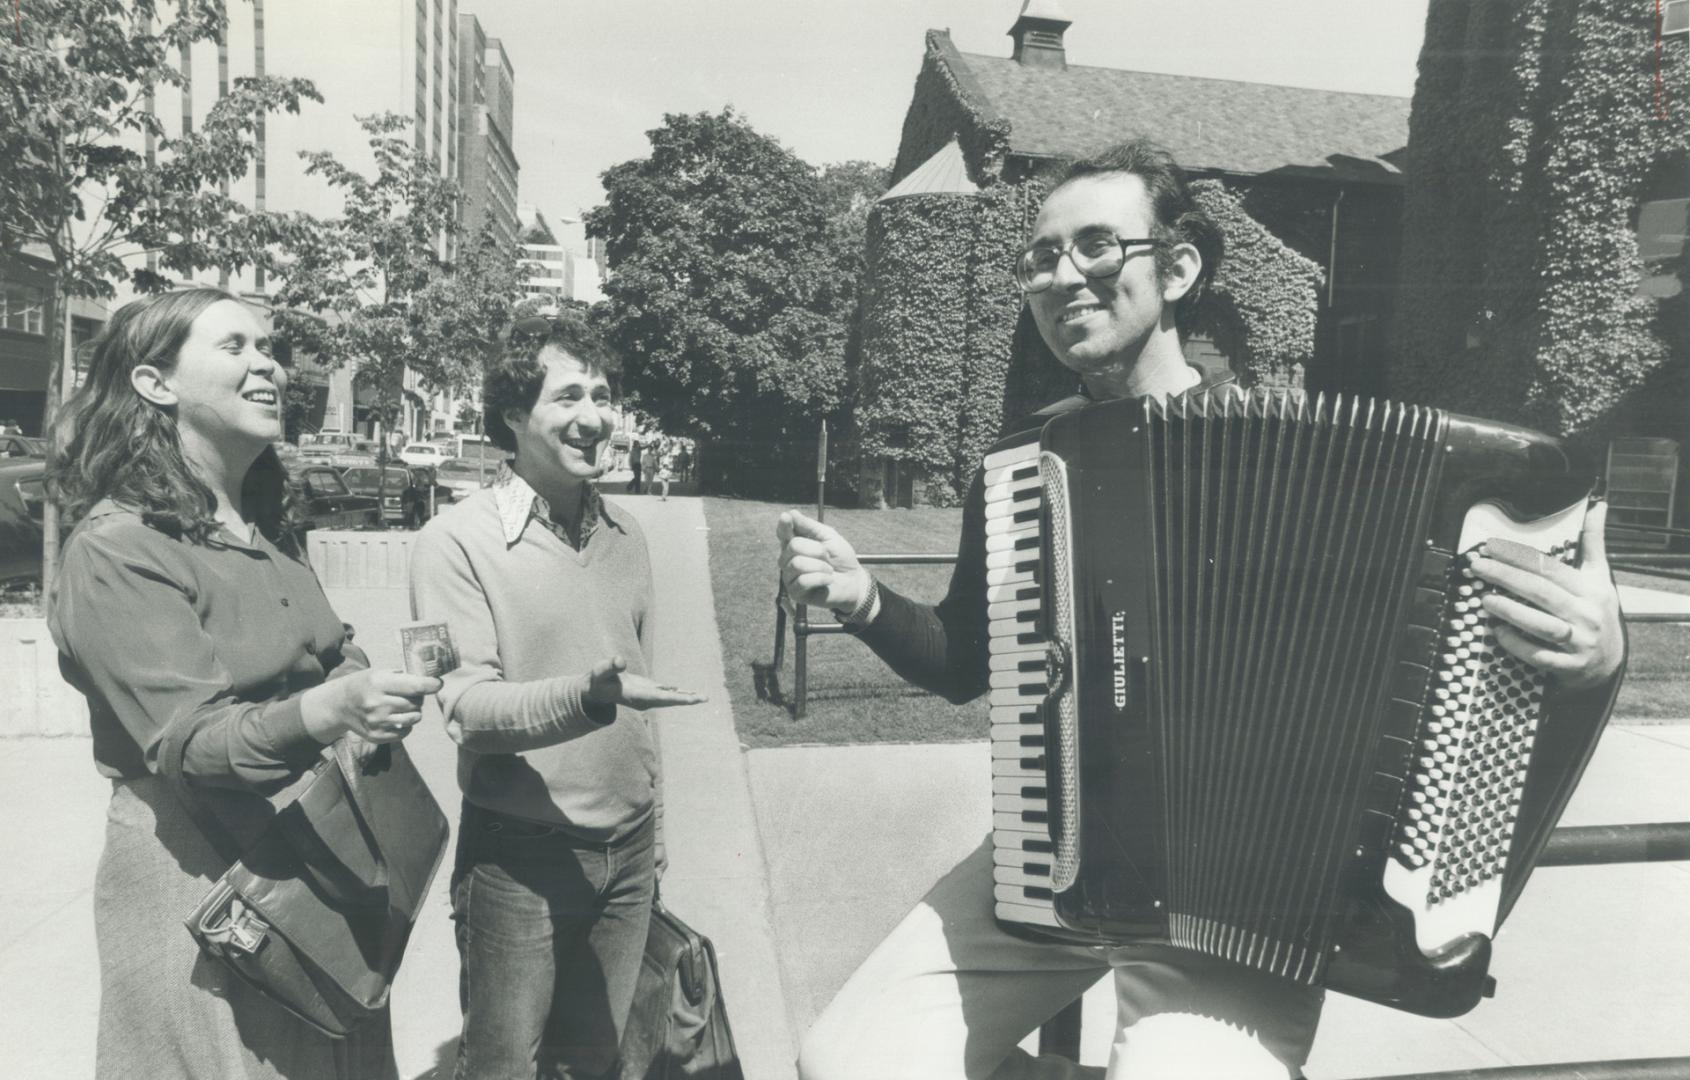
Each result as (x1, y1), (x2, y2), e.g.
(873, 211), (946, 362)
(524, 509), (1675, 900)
(47, 288), (440, 1079)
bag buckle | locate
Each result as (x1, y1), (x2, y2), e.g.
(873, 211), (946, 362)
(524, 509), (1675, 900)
(224, 899), (268, 956)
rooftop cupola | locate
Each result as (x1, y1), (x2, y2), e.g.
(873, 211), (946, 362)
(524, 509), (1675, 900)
(1008, 0), (1072, 70)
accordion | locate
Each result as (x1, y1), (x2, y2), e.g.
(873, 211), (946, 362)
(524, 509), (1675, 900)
(986, 388), (1613, 1018)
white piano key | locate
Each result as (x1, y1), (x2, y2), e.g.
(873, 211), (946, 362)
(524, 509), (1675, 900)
(986, 547), (1039, 572)
(995, 900), (1060, 927)
(984, 494), (1041, 523)
(994, 793), (1048, 816)
(992, 757), (1047, 778)
(988, 631), (1043, 655)
(985, 525), (1040, 553)
(984, 513), (1039, 538)
(983, 440), (1041, 472)
(994, 882), (1055, 906)
(993, 844), (1052, 869)
(993, 829), (1053, 852)
(988, 597), (1040, 621)
(994, 864), (1055, 889)
(990, 740), (1043, 761)
(992, 775), (1047, 796)
(986, 565), (1034, 588)
(986, 581), (1039, 605)
(986, 811), (1041, 838)
(990, 686), (1044, 708)
(986, 615), (1038, 640)
(989, 724), (1042, 745)
(990, 702), (1039, 720)
(987, 648), (1044, 670)
(990, 668), (1047, 689)
(992, 812), (1051, 837)
(984, 471), (1041, 502)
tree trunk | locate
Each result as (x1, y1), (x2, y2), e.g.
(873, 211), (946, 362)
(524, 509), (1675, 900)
(40, 268), (74, 600)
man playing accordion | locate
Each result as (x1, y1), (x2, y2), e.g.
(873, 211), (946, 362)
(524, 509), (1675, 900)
(777, 137), (1624, 1080)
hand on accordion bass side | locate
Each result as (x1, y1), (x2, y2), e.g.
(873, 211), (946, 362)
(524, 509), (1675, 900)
(1466, 500), (1624, 692)
(776, 510), (873, 618)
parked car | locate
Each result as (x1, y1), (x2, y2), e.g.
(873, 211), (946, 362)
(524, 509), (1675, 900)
(434, 456), (502, 501)
(289, 465), (381, 532)
(339, 464), (450, 527)
(399, 442), (455, 469)
(299, 431), (380, 468)
(0, 438), (46, 583)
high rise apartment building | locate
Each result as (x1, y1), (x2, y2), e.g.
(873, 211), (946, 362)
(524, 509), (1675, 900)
(457, 17), (521, 247)
(132, 0), (493, 440)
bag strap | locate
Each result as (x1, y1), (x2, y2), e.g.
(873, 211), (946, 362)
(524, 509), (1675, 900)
(160, 721), (391, 904)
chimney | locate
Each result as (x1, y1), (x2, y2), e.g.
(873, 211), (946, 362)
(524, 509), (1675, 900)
(1008, 0), (1072, 70)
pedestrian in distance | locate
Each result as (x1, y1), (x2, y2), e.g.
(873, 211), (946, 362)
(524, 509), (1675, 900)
(410, 310), (705, 1079)
(654, 439), (673, 501)
(46, 288), (439, 1080)
(629, 434), (644, 495)
(777, 138), (1625, 1080)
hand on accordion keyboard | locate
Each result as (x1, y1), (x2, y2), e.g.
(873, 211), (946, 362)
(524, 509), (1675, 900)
(776, 510), (873, 620)
(1466, 499), (1624, 692)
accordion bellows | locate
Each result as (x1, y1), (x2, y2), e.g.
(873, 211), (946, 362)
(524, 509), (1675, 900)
(986, 388), (1612, 1018)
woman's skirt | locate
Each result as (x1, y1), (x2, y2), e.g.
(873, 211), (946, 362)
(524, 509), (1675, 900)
(94, 776), (397, 1080)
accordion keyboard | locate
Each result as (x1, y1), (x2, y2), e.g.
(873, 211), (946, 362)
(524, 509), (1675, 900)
(982, 439), (1061, 931)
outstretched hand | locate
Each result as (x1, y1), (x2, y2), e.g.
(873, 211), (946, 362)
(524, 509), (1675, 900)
(1468, 500), (1624, 692)
(584, 656), (706, 711)
(776, 510), (870, 615)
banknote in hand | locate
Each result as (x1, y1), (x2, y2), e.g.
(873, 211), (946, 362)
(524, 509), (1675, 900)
(398, 621), (459, 678)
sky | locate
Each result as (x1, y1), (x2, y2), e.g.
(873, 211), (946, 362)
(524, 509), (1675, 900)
(456, 0), (1433, 241)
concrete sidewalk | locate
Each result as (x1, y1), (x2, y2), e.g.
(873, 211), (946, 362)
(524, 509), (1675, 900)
(3, 494), (1687, 1079)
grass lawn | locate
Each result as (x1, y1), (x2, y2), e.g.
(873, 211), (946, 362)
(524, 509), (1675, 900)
(701, 496), (1689, 749)
(1612, 568), (1690, 721)
(702, 496), (988, 748)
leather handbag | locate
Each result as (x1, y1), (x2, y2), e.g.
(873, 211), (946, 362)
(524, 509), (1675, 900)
(164, 733), (449, 1039)
(620, 897), (745, 1079)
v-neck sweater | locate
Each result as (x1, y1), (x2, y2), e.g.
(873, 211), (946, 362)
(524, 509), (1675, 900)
(409, 486), (658, 841)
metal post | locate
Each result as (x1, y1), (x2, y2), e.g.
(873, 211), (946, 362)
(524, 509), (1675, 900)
(793, 601), (809, 720)
(817, 419), (828, 525)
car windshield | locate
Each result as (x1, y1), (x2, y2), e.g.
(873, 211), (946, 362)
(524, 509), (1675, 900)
(343, 467), (410, 487)
(302, 471), (349, 497)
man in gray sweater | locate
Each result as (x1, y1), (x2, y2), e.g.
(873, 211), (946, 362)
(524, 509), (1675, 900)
(411, 312), (701, 1079)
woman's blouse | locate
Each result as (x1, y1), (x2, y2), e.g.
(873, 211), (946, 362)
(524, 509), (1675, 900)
(49, 500), (363, 792)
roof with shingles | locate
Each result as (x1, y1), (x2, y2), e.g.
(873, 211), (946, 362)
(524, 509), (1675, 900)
(940, 32), (1410, 183)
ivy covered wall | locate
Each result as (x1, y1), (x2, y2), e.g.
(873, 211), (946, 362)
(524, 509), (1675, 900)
(1391, 0), (1690, 455)
(859, 178), (1323, 504)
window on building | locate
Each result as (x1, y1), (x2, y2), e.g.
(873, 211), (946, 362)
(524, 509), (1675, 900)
(1637, 154), (1688, 301)
(1, 285), (46, 335)
(1664, 0), (1688, 37)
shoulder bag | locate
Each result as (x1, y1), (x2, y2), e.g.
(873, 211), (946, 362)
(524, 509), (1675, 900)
(162, 731), (449, 1039)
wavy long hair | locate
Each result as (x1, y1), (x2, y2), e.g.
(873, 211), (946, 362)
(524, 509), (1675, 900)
(48, 288), (299, 547)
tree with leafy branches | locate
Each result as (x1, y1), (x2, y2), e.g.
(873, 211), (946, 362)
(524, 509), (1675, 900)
(269, 112), (525, 518)
(1, 0), (323, 592)
(585, 109), (883, 496)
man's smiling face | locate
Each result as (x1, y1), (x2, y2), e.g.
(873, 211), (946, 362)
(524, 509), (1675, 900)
(504, 346), (615, 488)
(1026, 172), (1172, 383)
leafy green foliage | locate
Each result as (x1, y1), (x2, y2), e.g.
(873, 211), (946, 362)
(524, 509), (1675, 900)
(1190, 180), (1324, 386)
(269, 114), (525, 430)
(859, 180), (1319, 503)
(1, 0), (322, 590)
(585, 109), (883, 496)
(1393, 0), (1689, 450)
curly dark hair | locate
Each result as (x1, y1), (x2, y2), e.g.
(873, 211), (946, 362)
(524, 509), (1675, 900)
(483, 310), (623, 454)
(1052, 137), (1225, 338)
(48, 288), (300, 547)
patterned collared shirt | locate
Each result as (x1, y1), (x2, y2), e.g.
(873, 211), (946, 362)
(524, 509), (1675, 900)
(492, 467), (604, 550)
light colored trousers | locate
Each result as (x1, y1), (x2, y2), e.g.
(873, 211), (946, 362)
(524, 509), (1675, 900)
(798, 838), (1325, 1080)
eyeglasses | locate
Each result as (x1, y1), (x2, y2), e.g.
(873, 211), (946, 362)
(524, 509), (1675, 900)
(1014, 230), (1161, 293)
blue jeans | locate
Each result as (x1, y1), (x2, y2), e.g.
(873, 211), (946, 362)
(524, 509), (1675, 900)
(451, 802), (657, 1080)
